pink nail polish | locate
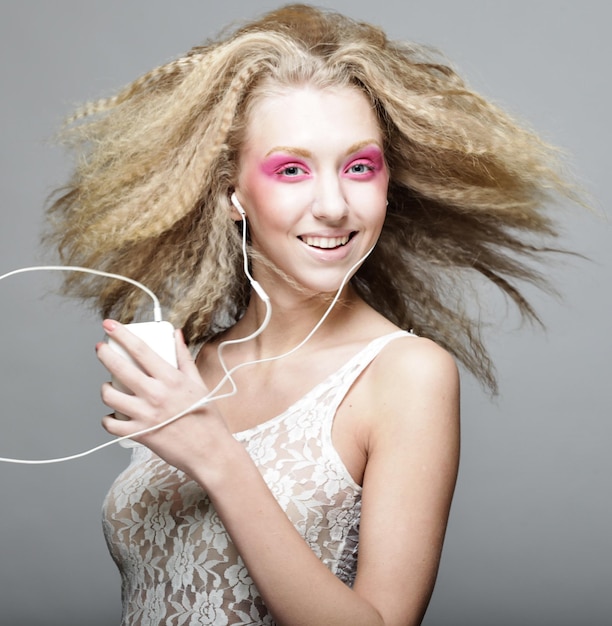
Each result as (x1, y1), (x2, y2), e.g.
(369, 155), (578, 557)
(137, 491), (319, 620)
(103, 319), (118, 332)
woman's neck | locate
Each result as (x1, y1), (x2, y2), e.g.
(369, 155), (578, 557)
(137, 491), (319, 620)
(228, 283), (365, 359)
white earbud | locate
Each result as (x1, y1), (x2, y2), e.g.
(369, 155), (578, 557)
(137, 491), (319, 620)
(230, 192), (246, 218)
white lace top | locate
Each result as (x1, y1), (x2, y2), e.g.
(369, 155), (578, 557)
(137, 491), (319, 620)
(102, 330), (410, 625)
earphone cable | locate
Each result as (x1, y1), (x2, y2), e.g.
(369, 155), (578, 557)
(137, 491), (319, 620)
(0, 240), (374, 464)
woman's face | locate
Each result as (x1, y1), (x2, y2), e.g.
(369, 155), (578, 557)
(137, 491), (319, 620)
(234, 84), (389, 295)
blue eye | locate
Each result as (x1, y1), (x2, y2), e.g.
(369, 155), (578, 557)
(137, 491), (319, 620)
(281, 165), (305, 176)
(273, 163), (310, 180)
(348, 163), (373, 174)
(344, 161), (376, 179)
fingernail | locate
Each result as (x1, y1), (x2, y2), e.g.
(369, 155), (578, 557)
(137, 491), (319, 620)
(103, 319), (118, 332)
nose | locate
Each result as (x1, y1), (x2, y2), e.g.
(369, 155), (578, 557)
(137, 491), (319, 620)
(311, 174), (348, 222)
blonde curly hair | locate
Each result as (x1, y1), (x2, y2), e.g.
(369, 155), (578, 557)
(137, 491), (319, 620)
(45, 3), (577, 391)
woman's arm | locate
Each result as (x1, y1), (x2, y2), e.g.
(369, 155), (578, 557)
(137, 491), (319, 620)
(98, 323), (459, 626)
(352, 337), (460, 625)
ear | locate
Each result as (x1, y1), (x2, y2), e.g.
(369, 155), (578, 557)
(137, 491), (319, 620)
(229, 191), (246, 221)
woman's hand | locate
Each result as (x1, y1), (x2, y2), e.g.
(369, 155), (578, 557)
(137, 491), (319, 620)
(96, 320), (230, 475)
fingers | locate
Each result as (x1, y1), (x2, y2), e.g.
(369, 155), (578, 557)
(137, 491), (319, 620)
(98, 321), (210, 430)
(96, 339), (149, 400)
(102, 411), (136, 438)
(175, 328), (201, 379)
(101, 409), (155, 444)
(99, 379), (141, 422)
(103, 319), (176, 374)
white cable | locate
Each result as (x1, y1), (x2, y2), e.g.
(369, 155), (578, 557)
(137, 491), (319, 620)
(0, 265), (163, 322)
(213, 209), (272, 402)
(207, 243), (376, 404)
(0, 239), (374, 464)
(0, 263), (165, 464)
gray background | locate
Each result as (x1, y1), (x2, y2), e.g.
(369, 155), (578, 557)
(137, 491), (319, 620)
(0, 1), (609, 625)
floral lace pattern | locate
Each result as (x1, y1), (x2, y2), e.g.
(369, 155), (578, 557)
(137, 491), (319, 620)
(102, 331), (410, 625)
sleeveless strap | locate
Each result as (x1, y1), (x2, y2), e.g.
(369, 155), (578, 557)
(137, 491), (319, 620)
(317, 329), (414, 489)
(326, 330), (413, 410)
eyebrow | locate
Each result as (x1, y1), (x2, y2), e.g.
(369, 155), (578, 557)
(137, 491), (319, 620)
(265, 146), (312, 158)
(264, 140), (382, 159)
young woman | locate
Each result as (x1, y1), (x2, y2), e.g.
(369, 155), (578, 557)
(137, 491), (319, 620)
(46, 5), (575, 624)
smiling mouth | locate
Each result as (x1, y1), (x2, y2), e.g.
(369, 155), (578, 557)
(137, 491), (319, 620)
(299, 232), (356, 249)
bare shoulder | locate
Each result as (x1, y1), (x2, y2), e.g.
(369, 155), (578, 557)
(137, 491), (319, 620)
(369, 334), (460, 408)
(355, 333), (460, 457)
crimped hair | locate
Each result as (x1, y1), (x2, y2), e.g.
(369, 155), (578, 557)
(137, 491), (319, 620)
(45, 3), (578, 391)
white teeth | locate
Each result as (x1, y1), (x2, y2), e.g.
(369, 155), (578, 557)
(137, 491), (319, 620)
(302, 235), (350, 249)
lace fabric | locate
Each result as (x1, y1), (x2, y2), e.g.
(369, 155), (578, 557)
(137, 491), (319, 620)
(102, 330), (410, 625)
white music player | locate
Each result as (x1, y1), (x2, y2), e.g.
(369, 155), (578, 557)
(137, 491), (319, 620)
(106, 320), (177, 446)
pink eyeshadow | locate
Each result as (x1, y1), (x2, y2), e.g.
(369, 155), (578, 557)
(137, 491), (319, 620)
(260, 154), (308, 177)
(348, 147), (385, 170)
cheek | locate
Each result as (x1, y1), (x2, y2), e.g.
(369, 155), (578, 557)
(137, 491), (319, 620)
(240, 165), (290, 206)
(353, 171), (388, 231)
(351, 168), (389, 206)
(238, 170), (291, 237)
(240, 167), (312, 221)
(375, 168), (390, 208)
(240, 166), (271, 200)
(376, 169), (390, 194)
